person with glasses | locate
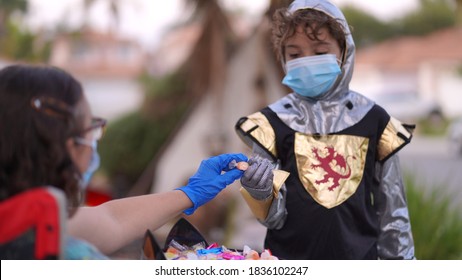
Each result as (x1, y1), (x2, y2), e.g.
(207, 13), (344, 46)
(0, 64), (247, 259)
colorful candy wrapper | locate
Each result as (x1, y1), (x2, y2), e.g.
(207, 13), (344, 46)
(141, 218), (278, 260)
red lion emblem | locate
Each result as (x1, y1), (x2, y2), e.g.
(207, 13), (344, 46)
(310, 146), (355, 191)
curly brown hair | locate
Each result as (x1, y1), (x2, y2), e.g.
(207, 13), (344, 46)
(271, 7), (347, 62)
(0, 64), (86, 214)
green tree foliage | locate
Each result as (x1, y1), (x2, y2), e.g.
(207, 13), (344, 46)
(0, 0), (28, 31)
(0, 21), (51, 62)
(0, 0), (51, 62)
(392, 0), (456, 36)
(340, 0), (457, 49)
(341, 5), (393, 48)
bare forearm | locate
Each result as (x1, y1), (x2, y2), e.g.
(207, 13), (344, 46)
(68, 153), (248, 255)
(68, 190), (192, 254)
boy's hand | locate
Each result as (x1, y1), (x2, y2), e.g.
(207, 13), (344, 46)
(240, 157), (274, 200)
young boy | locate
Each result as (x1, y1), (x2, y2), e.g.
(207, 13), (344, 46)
(235, 0), (416, 260)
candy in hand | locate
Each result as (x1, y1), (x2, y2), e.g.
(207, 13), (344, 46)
(229, 160), (249, 171)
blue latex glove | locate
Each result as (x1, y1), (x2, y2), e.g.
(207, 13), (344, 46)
(177, 153), (248, 215)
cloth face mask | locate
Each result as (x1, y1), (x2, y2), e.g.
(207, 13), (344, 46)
(282, 54), (342, 98)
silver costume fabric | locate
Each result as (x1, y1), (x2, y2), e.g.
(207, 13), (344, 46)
(251, 0), (415, 259)
(374, 155), (416, 259)
(252, 144), (288, 229)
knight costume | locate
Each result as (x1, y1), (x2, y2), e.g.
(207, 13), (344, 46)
(235, 0), (416, 260)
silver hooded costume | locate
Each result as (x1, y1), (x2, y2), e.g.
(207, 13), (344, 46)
(235, 0), (415, 259)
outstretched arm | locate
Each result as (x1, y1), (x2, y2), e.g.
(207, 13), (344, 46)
(68, 153), (247, 255)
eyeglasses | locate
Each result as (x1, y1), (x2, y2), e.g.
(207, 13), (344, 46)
(75, 117), (107, 147)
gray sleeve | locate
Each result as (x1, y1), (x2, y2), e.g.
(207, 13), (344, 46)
(261, 184), (287, 229)
(251, 144), (288, 230)
(374, 154), (416, 259)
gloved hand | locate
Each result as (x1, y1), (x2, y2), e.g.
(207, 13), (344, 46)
(240, 157), (274, 200)
(178, 153), (248, 215)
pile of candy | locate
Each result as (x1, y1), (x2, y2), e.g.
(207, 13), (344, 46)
(164, 240), (278, 260)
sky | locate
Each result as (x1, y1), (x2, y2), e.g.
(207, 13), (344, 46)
(26, 0), (420, 49)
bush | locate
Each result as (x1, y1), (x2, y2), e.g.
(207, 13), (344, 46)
(98, 102), (189, 197)
(405, 174), (462, 259)
(416, 117), (449, 136)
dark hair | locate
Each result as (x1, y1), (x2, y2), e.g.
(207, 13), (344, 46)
(0, 64), (85, 212)
(271, 7), (347, 62)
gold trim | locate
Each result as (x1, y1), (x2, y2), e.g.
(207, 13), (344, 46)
(237, 112), (277, 158)
(240, 187), (274, 221)
(378, 117), (414, 161)
(239, 170), (289, 220)
(272, 170), (290, 198)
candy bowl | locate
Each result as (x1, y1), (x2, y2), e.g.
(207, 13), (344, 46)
(141, 218), (278, 260)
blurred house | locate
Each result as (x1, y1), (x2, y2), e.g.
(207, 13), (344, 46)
(352, 27), (462, 119)
(50, 29), (145, 78)
(49, 29), (147, 120)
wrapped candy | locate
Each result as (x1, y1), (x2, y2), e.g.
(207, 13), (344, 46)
(142, 218), (279, 260)
(222, 252), (245, 260)
(260, 249), (278, 260)
(228, 160), (249, 171)
(243, 245), (260, 260)
(163, 241), (276, 260)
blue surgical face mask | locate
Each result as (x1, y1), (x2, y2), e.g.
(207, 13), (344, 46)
(76, 138), (101, 190)
(282, 54), (342, 98)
